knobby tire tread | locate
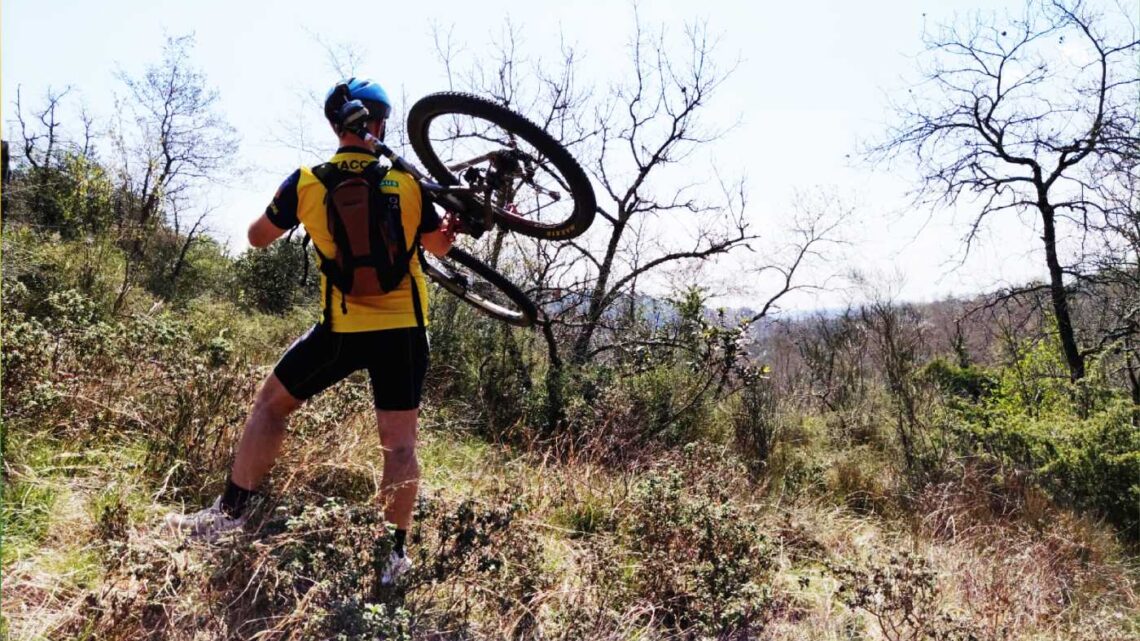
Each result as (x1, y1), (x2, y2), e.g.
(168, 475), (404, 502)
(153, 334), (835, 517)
(422, 246), (538, 327)
(407, 91), (596, 240)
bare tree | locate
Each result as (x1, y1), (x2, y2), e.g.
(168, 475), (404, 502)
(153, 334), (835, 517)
(794, 308), (871, 434)
(13, 85), (72, 171)
(858, 284), (931, 476)
(871, 0), (1140, 381)
(269, 32), (370, 164)
(1077, 144), (1139, 412)
(429, 14), (839, 431)
(566, 18), (752, 366)
(309, 30), (367, 80)
(9, 86), (73, 229)
(111, 34), (237, 309)
(7, 86), (116, 235)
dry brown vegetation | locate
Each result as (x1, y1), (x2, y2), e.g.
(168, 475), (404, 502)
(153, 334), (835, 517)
(1, 239), (1137, 639)
(4, 3), (1139, 638)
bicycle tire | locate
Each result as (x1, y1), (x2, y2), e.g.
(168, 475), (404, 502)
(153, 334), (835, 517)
(420, 246), (537, 328)
(407, 91), (596, 240)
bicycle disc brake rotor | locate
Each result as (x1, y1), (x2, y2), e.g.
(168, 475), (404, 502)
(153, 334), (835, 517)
(427, 115), (575, 229)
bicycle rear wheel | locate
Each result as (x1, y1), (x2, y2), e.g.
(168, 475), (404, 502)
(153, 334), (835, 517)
(420, 246), (537, 328)
(407, 92), (596, 240)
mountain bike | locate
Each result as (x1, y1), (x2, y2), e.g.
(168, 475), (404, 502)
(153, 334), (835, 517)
(333, 91), (596, 327)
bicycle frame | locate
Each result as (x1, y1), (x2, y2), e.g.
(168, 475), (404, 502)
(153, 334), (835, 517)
(334, 90), (597, 327)
(356, 130), (497, 238)
(348, 127), (537, 327)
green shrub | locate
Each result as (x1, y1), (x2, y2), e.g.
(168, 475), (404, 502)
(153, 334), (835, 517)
(616, 465), (774, 636)
(140, 231), (233, 305)
(921, 357), (997, 404)
(424, 294), (547, 441)
(4, 155), (116, 237)
(956, 401), (1140, 538)
(2, 227), (123, 317)
(232, 239), (318, 315)
(991, 332), (1076, 417)
(923, 328), (1140, 539)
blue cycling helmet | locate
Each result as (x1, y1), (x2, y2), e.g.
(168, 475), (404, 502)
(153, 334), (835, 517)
(324, 77), (392, 129)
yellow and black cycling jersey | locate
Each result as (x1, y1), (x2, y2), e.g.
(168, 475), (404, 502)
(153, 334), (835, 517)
(265, 146), (442, 332)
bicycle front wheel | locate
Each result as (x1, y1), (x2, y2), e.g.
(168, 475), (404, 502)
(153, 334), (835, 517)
(408, 92), (596, 241)
(420, 247), (537, 328)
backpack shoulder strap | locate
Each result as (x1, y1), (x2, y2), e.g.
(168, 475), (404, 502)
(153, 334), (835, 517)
(365, 163), (426, 328)
(310, 162), (346, 190)
(359, 161), (389, 186)
(309, 162), (350, 328)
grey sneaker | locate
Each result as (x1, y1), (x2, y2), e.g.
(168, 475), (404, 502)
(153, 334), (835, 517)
(380, 551), (413, 585)
(164, 496), (246, 541)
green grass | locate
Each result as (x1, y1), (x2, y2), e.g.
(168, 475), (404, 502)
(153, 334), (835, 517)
(2, 428), (152, 566)
(418, 429), (498, 496)
(549, 488), (615, 537)
(2, 480), (59, 565)
(32, 545), (102, 590)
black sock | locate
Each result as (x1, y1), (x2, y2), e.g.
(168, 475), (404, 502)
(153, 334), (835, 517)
(393, 529), (407, 557)
(220, 477), (256, 518)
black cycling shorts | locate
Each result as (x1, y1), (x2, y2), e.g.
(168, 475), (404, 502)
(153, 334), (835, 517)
(273, 324), (429, 410)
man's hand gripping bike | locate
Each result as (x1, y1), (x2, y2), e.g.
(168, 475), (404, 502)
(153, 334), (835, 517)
(333, 91), (597, 327)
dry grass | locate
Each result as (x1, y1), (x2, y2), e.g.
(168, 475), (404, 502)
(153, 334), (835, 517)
(913, 468), (1140, 640)
(2, 354), (1138, 641)
(5, 410), (1137, 640)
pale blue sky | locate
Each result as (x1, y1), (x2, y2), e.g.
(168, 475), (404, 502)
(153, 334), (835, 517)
(3, 0), (1087, 309)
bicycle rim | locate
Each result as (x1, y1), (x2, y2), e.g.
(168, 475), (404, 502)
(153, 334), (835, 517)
(408, 92), (596, 240)
(420, 246), (537, 327)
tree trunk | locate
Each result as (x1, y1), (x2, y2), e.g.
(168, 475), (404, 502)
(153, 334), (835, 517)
(1125, 344), (1140, 427)
(1129, 356), (1140, 406)
(167, 227), (199, 301)
(571, 215), (627, 365)
(1040, 203), (1086, 381)
(540, 319), (565, 433)
(1, 140), (9, 221)
(489, 227), (506, 271)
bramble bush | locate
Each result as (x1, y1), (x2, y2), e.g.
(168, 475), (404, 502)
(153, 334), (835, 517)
(926, 341), (1140, 539)
(830, 552), (978, 641)
(614, 460), (775, 636)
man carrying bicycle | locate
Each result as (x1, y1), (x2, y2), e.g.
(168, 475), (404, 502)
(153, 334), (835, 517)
(166, 78), (456, 585)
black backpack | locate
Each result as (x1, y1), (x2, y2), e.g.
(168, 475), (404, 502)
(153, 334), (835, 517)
(308, 161), (423, 328)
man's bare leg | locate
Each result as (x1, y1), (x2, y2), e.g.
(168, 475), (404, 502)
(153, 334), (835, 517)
(377, 408), (420, 529)
(165, 374), (302, 536)
(231, 374), (303, 490)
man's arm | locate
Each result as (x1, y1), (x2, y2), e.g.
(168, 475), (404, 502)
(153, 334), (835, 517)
(420, 216), (456, 257)
(417, 185), (455, 257)
(249, 214), (288, 248)
(251, 169), (303, 248)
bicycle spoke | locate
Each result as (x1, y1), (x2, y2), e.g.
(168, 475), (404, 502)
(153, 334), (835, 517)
(422, 115), (575, 227)
(408, 92), (596, 239)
